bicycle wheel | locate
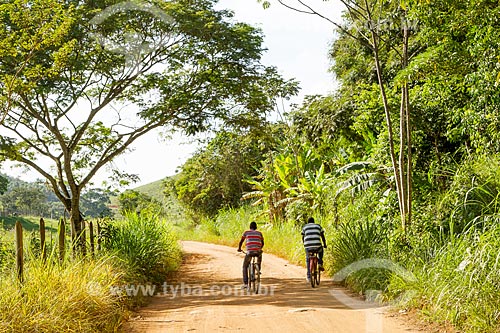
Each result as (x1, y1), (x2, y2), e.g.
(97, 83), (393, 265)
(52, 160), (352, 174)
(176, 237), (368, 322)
(317, 263), (321, 286)
(310, 256), (317, 288)
(249, 262), (256, 293)
(255, 263), (260, 294)
(247, 264), (253, 292)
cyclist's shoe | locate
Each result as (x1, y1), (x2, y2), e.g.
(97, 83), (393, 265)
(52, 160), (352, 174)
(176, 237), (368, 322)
(306, 277), (311, 283)
(241, 284), (248, 289)
(319, 264), (325, 272)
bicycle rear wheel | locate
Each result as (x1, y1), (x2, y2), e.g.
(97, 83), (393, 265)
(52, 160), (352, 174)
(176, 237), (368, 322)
(310, 256), (317, 288)
(254, 263), (260, 294)
(250, 262), (257, 293)
(247, 264), (253, 293)
(317, 264), (321, 286)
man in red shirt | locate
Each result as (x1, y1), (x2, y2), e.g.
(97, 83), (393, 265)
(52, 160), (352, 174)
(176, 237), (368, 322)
(237, 221), (264, 287)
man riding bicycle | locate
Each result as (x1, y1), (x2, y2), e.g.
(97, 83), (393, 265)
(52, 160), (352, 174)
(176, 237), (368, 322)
(237, 221), (264, 288)
(301, 217), (327, 282)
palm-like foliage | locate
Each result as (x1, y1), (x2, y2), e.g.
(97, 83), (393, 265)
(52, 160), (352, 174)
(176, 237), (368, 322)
(242, 145), (329, 223)
(335, 161), (392, 197)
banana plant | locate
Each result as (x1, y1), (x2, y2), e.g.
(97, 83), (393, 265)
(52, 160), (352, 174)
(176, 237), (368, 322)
(334, 161), (392, 198)
(242, 159), (286, 223)
(277, 163), (333, 217)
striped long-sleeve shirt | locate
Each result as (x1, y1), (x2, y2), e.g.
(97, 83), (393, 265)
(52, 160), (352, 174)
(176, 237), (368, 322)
(301, 223), (324, 250)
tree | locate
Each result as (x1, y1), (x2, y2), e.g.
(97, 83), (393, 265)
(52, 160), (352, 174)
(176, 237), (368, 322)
(0, 184), (48, 216)
(174, 129), (268, 217)
(258, 0), (420, 231)
(0, 0), (296, 252)
(118, 189), (161, 216)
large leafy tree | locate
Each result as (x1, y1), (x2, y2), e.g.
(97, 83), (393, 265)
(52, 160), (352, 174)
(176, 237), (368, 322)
(174, 129), (268, 217)
(80, 188), (113, 218)
(0, 0), (295, 252)
(0, 183), (48, 216)
(118, 189), (162, 216)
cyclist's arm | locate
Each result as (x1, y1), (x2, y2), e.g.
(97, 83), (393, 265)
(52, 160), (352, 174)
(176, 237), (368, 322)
(237, 237), (245, 251)
(321, 232), (327, 248)
(261, 237), (264, 249)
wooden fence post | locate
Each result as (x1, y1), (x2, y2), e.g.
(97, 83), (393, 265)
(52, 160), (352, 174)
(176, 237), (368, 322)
(15, 221), (23, 283)
(82, 220), (87, 257)
(69, 217), (76, 257)
(39, 217), (46, 262)
(97, 219), (101, 251)
(58, 218), (65, 263)
(89, 221), (95, 256)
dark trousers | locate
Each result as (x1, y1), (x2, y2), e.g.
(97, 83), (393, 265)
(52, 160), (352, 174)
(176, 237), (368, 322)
(242, 251), (262, 284)
(305, 247), (323, 279)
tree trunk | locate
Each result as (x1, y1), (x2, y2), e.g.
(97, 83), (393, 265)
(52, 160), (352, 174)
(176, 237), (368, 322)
(369, 28), (404, 227)
(403, 26), (413, 229)
(69, 200), (86, 256)
(366, 3), (413, 232)
(401, 20), (412, 231)
(399, 85), (408, 229)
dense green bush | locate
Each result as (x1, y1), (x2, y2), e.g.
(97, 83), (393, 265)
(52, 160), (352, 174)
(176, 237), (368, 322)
(328, 218), (390, 294)
(101, 213), (181, 283)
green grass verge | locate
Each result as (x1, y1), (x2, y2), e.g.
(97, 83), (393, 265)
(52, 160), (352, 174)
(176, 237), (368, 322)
(0, 216), (58, 233)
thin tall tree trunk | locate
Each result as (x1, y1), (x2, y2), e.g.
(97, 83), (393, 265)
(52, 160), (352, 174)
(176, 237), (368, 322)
(402, 21), (412, 230)
(399, 86), (408, 230)
(405, 83), (412, 227)
(367, 17), (404, 226)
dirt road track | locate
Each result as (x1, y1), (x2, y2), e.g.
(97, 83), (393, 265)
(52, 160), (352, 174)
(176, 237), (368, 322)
(124, 241), (425, 333)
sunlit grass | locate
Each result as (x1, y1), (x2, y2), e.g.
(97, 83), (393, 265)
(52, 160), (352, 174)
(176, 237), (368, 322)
(398, 226), (500, 332)
(100, 212), (182, 284)
(0, 213), (182, 332)
(0, 254), (127, 333)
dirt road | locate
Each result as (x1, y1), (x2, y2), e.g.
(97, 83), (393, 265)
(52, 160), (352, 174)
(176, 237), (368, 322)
(124, 241), (424, 333)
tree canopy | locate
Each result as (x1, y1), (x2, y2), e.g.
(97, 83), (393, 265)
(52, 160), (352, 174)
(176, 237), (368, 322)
(0, 0), (297, 251)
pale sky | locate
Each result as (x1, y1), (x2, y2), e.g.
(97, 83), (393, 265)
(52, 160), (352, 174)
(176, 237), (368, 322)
(2, 0), (344, 188)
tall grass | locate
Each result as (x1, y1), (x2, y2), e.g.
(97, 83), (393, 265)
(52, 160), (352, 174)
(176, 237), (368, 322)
(101, 212), (181, 283)
(0, 254), (126, 333)
(392, 225), (500, 332)
(0, 213), (182, 332)
(327, 219), (390, 293)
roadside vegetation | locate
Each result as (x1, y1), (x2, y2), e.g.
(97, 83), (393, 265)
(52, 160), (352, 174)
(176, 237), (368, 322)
(165, 1), (500, 332)
(0, 213), (180, 333)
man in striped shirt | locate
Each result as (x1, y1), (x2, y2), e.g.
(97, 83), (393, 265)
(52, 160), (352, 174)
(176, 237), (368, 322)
(237, 221), (264, 287)
(301, 217), (327, 281)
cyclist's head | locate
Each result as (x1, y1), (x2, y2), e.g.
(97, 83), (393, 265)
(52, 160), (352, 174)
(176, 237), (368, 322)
(249, 221), (257, 230)
(307, 217), (315, 224)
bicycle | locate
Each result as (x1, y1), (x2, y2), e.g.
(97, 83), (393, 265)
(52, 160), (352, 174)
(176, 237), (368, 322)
(241, 251), (261, 294)
(308, 250), (321, 288)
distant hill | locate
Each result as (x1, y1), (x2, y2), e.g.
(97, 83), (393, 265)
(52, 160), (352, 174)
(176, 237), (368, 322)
(133, 175), (185, 219)
(108, 177), (169, 208)
(134, 178), (167, 202)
